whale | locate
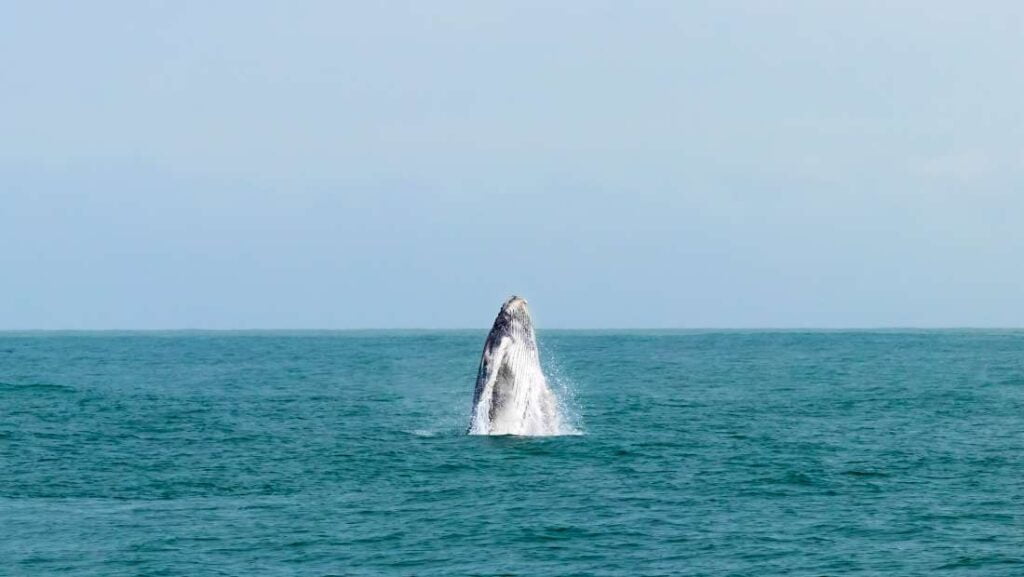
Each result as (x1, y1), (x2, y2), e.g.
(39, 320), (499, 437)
(467, 296), (562, 436)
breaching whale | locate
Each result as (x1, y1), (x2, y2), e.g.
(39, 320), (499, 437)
(467, 296), (562, 436)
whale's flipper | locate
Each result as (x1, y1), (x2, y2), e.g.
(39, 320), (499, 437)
(469, 335), (509, 433)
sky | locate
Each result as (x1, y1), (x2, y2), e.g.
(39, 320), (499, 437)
(2, 1), (1022, 329)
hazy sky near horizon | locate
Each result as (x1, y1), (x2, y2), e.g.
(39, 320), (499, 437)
(2, 2), (1023, 329)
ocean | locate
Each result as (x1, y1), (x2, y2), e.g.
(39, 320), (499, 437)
(2, 331), (1022, 576)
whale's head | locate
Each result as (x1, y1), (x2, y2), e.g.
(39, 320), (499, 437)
(492, 295), (537, 349)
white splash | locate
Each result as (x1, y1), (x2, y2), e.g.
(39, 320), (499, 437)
(540, 341), (584, 435)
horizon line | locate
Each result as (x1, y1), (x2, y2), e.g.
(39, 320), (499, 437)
(2, 327), (1024, 333)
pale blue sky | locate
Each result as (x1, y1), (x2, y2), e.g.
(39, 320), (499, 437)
(2, 2), (1022, 329)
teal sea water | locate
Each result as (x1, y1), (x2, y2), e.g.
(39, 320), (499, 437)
(2, 331), (1022, 576)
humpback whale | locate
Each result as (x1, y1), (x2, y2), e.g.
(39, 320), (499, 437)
(467, 296), (562, 436)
